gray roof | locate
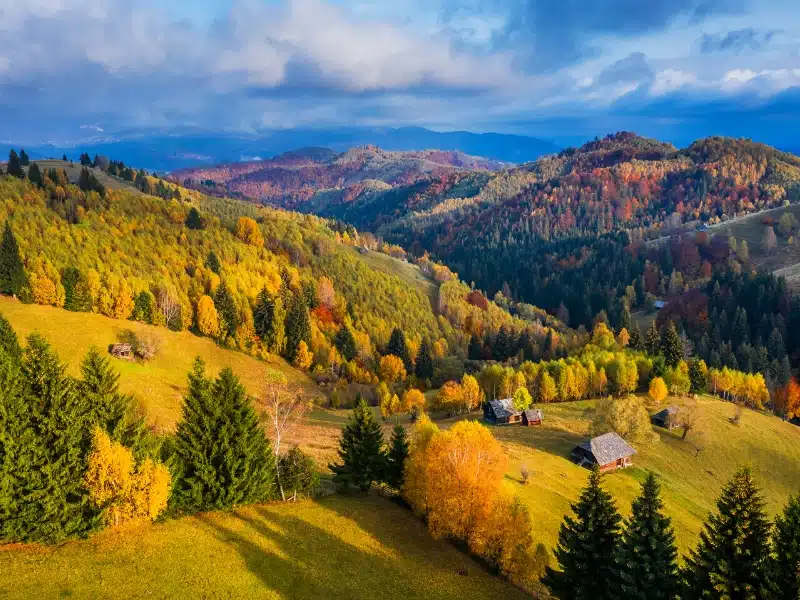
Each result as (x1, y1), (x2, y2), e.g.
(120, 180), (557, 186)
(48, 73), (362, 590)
(579, 432), (636, 465)
(488, 398), (520, 419)
(523, 409), (543, 420)
(653, 406), (679, 419)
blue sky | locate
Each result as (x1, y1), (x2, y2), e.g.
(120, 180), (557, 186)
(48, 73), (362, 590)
(0, 0), (798, 147)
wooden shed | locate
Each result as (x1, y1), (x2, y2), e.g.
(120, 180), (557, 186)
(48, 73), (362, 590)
(109, 343), (133, 360)
(572, 432), (636, 472)
(484, 399), (522, 425)
(651, 405), (680, 429)
(522, 409), (544, 426)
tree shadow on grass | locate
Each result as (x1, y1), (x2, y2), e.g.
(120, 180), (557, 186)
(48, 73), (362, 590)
(491, 424), (586, 459)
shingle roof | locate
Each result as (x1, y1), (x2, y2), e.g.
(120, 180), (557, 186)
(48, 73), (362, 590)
(489, 398), (520, 420)
(523, 409), (543, 420)
(652, 406), (679, 420)
(580, 432), (636, 465)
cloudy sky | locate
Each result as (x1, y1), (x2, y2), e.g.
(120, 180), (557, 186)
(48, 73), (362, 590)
(0, 0), (798, 147)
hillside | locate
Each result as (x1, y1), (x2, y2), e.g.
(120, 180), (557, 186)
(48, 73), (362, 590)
(0, 495), (528, 600)
(171, 145), (508, 209)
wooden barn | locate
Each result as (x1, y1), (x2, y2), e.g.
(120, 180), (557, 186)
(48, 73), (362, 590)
(484, 399), (522, 425)
(522, 409), (544, 426)
(109, 343), (133, 360)
(651, 405), (680, 429)
(572, 432), (636, 472)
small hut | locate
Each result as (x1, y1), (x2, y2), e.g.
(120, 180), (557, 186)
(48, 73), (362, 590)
(572, 432), (636, 472)
(790, 416), (800, 427)
(109, 343), (133, 360)
(484, 399), (522, 425)
(522, 409), (544, 426)
(651, 405), (680, 429)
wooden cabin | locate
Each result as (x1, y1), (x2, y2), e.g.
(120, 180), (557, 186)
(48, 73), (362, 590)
(572, 432), (636, 472)
(790, 416), (800, 427)
(109, 343), (133, 360)
(484, 399), (522, 425)
(522, 409), (544, 426)
(651, 405), (680, 429)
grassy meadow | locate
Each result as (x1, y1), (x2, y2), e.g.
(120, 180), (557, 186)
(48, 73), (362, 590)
(0, 495), (528, 600)
(346, 246), (439, 307)
(0, 296), (320, 431)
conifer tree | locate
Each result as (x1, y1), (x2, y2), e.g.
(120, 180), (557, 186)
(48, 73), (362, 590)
(770, 494), (800, 600)
(329, 399), (385, 492)
(213, 281), (239, 338)
(543, 466), (622, 600)
(19, 149), (29, 166)
(204, 250), (221, 275)
(387, 327), (410, 367)
(172, 359), (276, 513)
(335, 325), (358, 361)
(6, 150), (23, 178)
(661, 322), (683, 368)
(284, 293), (311, 362)
(468, 334), (483, 360)
(615, 472), (679, 600)
(645, 322), (661, 356)
(27, 162), (43, 188)
(629, 324), (643, 351)
(253, 287), (286, 354)
(682, 467), (772, 600)
(415, 341), (434, 380)
(185, 207), (204, 230)
(495, 326), (511, 361)
(385, 424), (410, 490)
(0, 222), (26, 296)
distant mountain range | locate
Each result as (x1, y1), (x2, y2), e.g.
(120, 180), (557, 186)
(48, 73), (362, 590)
(0, 126), (560, 172)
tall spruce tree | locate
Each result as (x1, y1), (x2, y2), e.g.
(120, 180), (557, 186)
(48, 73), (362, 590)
(661, 322), (683, 368)
(185, 207), (204, 230)
(494, 326), (511, 362)
(615, 472), (679, 600)
(770, 494), (800, 600)
(645, 322), (661, 356)
(284, 293), (311, 362)
(384, 424), (409, 490)
(629, 323), (643, 351)
(543, 466), (622, 600)
(0, 222), (26, 296)
(414, 341), (434, 380)
(329, 399), (385, 492)
(18, 149), (29, 166)
(253, 287), (286, 355)
(172, 359), (276, 513)
(27, 162), (43, 188)
(0, 334), (99, 542)
(213, 281), (239, 339)
(335, 325), (358, 362)
(468, 334), (483, 360)
(387, 327), (411, 371)
(6, 150), (23, 178)
(205, 250), (221, 275)
(682, 467), (772, 600)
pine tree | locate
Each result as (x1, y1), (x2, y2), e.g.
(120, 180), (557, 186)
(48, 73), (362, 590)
(6, 150), (23, 178)
(384, 424), (409, 490)
(543, 466), (622, 600)
(629, 324), (643, 351)
(614, 472), (679, 600)
(682, 467), (772, 600)
(661, 322), (683, 368)
(213, 281), (239, 338)
(645, 322), (661, 356)
(329, 399), (385, 492)
(335, 325), (358, 362)
(185, 207), (204, 230)
(19, 149), (29, 166)
(414, 341), (434, 380)
(768, 328), (786, 361)
(27, 162), (43, 188)
(468, 334), (483, 360)
(770, 494), (800, 600)
(204, 250), (221, 275)
(0, 222), (26, 296)
(284, 293), (311, 362)
(494, 326), (512, 361)
(172, 359), (276, 513)
(253, 287), (286, 355)
(387, 327), (411, 371)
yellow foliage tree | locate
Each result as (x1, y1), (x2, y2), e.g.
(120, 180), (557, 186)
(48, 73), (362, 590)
(235, 216), (264, 247)
(401, 388), (426, 415)
(460, 374), (484, 412)
(293, 340), (313, 370)
(592, 395), (658, 445)
(648, 376), (668, 404)
(84, 428), (171, 526)
(379, 354), (407, 383)
(436, 380), (464, 413)
(196, 295), (220, 337)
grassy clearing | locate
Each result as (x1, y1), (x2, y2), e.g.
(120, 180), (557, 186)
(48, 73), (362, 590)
(0, 296), (320, 432)
(347, 247), (439, 307)
(0, 495), (527, 600)
(33, 159), (138, 193)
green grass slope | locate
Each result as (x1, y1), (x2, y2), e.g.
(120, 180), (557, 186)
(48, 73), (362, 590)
(34, 159), (138, 192)
(0, 495), (527, 600)
(347, 246), (439, 306)
(0, 296), (319, 431)
(486, 396), (800, 553)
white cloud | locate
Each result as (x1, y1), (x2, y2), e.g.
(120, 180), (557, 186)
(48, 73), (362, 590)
(651, 69), (698, 95)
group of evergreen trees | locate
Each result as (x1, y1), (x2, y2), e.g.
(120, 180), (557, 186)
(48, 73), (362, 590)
(545, 466), (800, 600)
(252, 272), (312, 363)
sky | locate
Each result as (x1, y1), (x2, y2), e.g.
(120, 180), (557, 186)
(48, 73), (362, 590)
(0, 0), (798, 148)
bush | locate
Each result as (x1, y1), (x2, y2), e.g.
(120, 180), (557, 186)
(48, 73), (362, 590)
(278, 446), (319, 499)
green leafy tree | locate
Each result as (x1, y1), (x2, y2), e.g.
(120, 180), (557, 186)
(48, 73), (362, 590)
(682, 467), (772, 600)
(204, 250), (221, 275)
(335, 325), (358, 362)
(131, 290), (156, 324)
(329, 399), (385, 492)
(414, 341), (434, 380)
(284, 293), (311, 362)
(277, 446), (319, 499)
(172, 359), (276, 513)
(660, 322), (683, 368)
(213, 281), (239, 339)
(543, 466), (622, 600)
(0, 222), (26, 296)
(185, 207), (204, 230)
(6, 150), (23, 178)
(512, 386), (533, 411)
(384, 424), (410, 490)
(614, 472), (679, 600)
(770, 494), (800, 600)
